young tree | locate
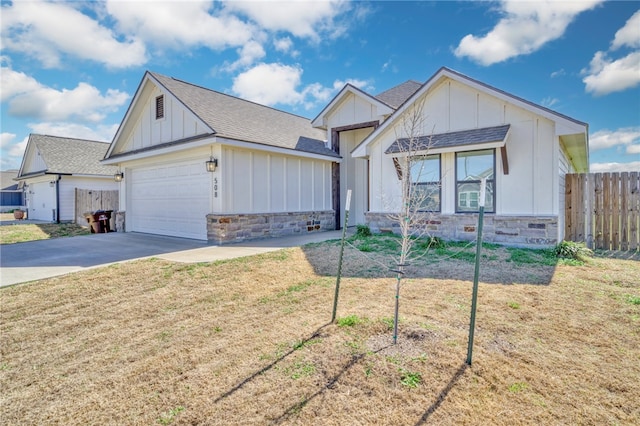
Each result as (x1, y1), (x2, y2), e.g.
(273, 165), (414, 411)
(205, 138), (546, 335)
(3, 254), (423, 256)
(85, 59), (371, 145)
(386, 99), (440, 344)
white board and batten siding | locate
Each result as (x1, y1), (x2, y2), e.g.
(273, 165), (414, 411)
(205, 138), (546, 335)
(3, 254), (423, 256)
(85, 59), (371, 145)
(118, 85), (208, 155)
(368, 78), (560, 216)
(324, 93), (382, 227)
(222, 147), (331, 214)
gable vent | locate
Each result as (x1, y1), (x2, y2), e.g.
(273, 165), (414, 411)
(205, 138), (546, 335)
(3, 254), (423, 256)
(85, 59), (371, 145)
(155, 95), (164, 119)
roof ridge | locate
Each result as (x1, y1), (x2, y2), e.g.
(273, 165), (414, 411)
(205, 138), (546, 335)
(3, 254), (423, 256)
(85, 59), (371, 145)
(150, 72), (315, 122)
(33, 134), (110, 144)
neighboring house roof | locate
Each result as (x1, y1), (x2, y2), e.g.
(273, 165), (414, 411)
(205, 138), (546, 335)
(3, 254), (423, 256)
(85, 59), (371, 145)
(17, 134), (117, 179)
(352, 67), (589, 172)
(374, 80), (422, 109)
(386, 125), (511, 154)
(1, 170), (19, 190)
(107, 72), (338, 159)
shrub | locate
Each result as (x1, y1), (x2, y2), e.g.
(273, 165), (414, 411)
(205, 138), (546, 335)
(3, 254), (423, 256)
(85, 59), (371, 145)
(355, 224), (372, 238)
(554, 241), (593, 261)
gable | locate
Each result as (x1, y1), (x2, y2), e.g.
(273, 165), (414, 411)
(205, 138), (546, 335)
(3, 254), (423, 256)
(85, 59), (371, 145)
(108, 76), (211, 157)
(312, 84), (393, 129)
(352, 67), (588, 172)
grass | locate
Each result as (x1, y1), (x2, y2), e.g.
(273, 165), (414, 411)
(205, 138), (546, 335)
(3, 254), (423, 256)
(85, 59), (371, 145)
(0, 237), (639, 425)
(0, 221), (90, 244)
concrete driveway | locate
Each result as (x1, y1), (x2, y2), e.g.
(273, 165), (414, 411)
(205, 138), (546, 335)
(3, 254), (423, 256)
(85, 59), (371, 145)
(0, 230), (345, 287)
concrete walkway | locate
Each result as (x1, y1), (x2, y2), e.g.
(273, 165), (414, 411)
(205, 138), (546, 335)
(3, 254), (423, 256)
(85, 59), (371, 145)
(0, 230), (346, 287)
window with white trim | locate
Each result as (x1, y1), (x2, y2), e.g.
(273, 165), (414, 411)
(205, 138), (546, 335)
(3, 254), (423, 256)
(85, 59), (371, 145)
(456, 149), (495, 213)
(410, 154), (441, 212)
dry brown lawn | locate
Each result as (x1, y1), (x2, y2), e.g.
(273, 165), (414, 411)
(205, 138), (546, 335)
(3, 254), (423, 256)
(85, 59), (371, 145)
(1, 240), (638, 425)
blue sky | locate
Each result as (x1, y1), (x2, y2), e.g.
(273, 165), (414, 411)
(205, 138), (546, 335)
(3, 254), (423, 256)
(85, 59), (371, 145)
(1, 0), (639, 172)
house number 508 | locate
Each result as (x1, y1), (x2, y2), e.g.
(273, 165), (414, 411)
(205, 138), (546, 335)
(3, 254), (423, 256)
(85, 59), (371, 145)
(214, 177), (218, 198)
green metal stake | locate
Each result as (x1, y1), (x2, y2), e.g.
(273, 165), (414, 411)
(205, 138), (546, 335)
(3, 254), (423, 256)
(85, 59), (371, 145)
(331, 190), (351, 323)
(466, 178), (487, 366)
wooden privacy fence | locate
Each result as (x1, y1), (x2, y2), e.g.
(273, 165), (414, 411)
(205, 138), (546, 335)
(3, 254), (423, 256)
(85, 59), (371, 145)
(75, 189), (119, 229)
(565, 172), (639, 251)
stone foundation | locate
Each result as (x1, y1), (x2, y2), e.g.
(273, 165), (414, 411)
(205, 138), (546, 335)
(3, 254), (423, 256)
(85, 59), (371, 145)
(115, 211), (125, 232)
(365, 212), (558, 248)
(207, 210), (335, 244)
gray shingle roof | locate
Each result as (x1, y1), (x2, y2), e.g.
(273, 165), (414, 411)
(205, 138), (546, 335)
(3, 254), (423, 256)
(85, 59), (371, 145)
(1, 170), (20, 190)
(386, 124), (511, 154)
(21, 134), (117, 176)
(149, 72), (338, 158)
(375, 80), (422, 109)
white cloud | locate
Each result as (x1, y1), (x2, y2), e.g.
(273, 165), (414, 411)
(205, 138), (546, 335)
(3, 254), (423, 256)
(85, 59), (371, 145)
(333, 78), (375, 93)
(225, 0), (351, 42)
(590, 127), (640, 151)
(28, 122), (119, 143)
(1, 67), (130, 123)
(222, 41), (266, 72)
(0, 134), (28, 170)
(0, 67), (41, 102)
(611, 10), (640, 50)
(232, 63), (305, 106)
(550, 69), (566, 78)
(1, 0), (146, 68)
(582, 10), (640, 96)
(541, 97), (560, 108)
(1, 132), (17, 149)
(590, 161), (640, 173)
(274, 37), (293, 53)
(454, 0), (602, 66)
(582, 51), (640, 96)
(627, 144), (640, 155)
(106, 0), (255, 51)
(232, 62), (368, 110)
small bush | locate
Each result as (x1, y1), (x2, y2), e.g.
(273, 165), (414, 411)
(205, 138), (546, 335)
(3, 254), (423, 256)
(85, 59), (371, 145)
(554, 241), (593, 261)
(355, 224), (372, 238)
(337, 315), (362, 327)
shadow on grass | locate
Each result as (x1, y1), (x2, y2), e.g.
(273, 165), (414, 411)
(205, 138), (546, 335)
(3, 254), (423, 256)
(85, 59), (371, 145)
(212, 320), (391, 424)
(271, 344), (392, 425)
(213, 322), (333, 404)
(414, 362), (469, 425)
(301, 237), (558, 286)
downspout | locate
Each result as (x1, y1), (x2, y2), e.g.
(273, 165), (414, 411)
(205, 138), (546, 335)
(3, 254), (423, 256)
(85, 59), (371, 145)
(55, 175), (61, 223)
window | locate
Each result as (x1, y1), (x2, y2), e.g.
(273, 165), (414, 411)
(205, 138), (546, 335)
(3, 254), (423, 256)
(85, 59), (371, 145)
(410, 154), (441, 212)
(155, 95), (164, 119)
(456, 149), (495, 213)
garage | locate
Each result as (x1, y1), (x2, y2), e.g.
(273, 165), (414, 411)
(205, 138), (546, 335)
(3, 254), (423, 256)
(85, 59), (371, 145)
(128, 159), (211, 240)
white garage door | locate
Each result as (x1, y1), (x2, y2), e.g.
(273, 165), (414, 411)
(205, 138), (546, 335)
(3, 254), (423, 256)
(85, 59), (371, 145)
(129, 160), (210, 240)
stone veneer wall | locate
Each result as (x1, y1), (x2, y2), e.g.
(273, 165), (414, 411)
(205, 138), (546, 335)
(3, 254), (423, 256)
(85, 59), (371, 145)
(115, 211), (125, 233)
(207, 210), (335, 244)
(365, 212), (558, 248)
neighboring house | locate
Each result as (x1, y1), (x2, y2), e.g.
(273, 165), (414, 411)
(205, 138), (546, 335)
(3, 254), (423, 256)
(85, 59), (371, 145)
(102, 72), (339, 242)
(0, 170), (24, 212)
(15, 135), (119, 222)
(312, 66), (589, 247)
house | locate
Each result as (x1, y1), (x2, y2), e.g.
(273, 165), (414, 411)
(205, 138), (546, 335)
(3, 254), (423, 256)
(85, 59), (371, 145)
(312, 66), (589, 247)
(15, 134), (119, 222)
(0, 170), (24, 212)
(102, 72), (339, 242)
(103, 67), (588, 247)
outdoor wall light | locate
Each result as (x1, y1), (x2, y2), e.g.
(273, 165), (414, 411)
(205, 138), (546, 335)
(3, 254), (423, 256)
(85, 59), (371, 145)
(49, 181), (56, 187)
(114, 171), (124, 182)
(206, 157), (218, 172)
